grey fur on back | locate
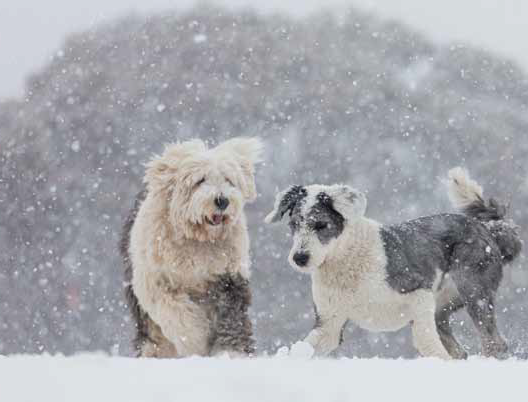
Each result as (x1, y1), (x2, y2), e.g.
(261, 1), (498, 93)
(382, 214), (501, 293)
(120, 189), (149, 354)
(383, 198), (521, 295)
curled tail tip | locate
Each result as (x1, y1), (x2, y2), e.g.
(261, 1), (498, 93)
(448, 167), (467, 183)
(446, 166), (484, 210)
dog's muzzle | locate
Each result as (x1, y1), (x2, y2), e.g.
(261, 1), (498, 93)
(293, 251), (310, 267)
(206, 214), (229, 226)
(214, 195), (230, 211)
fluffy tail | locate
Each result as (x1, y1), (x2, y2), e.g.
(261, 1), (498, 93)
(447, 167), (522, 262)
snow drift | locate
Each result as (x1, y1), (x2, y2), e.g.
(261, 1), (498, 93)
(0, 354), (526, 402)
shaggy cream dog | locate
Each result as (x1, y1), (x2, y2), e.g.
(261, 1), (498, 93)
(120, 137), (263, 358)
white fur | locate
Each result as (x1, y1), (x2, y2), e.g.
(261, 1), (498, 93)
(447, 167), (484, 210)
(129, 137), (263, 357)
(267, 184), (451, 359)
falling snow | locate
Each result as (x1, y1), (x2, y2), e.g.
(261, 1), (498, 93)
(0, 5), (527, 358)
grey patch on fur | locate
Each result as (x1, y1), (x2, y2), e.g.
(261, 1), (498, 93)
(379, 193), (521, 358)
(380, 216), (454, 294)
(435, 297), (467, 359)
(271, 185), (307, 223)
(463, 196), (506, 221)
(120, 188), (149, 355)
(190, 273), (255, 355)
(313, 303), (322, 329)
(309, 192), (345, 244)
(289, 191), (345, 244)
(484, 219), (523, 263)
(339, 320), (349, 346)
(381, 211), (521, 294)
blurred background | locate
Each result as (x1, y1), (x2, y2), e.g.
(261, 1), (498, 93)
(0, 0), (527, 357)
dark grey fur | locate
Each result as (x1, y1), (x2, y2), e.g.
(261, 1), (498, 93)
(269, 185), (307, 223)
(435, 296), (467, 359)
(120, 188), (149, 355)
(313, 303), (322, 329)
(309, 192), (345, 244)
(190, 273), (255, 355)
(288, 191), (345, 245)
(120, 189), (255, 356)
(380, 214), (487, 294)
(380, 195), (521, 358)
(382, 212), (520, 295)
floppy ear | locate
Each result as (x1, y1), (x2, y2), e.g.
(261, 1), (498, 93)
(264, 185), (307, 223)
(217, 137), (264, 201)
(144, 139), (206, 191)
(327, 184), (367, 219)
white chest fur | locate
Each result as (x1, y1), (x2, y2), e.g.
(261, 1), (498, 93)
(130, 195), (250, 294)
(311, 218), (415, 332)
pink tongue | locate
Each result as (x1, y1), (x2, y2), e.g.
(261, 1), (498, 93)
(212, 214), (223, 225)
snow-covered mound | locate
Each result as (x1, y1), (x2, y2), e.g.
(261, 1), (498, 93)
(0, 354), (525, 402)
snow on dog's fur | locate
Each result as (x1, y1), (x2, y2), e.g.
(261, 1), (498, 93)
(266, 168), (522, 359)
(121, 137), (263, 357)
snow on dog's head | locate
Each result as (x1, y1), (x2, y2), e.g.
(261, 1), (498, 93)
(265, 184), (366, 272)
(144, 137), (263, 241)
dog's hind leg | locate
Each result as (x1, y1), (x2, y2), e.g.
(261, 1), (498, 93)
(434, 277), (467, 359)
(451, 268), (507, 358)
(410, 290), (452, 359)
(435, 297), (467, 359)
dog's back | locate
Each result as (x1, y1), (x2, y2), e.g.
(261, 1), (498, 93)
(119, 189), (150, 355)
(381, 213), (503, 294)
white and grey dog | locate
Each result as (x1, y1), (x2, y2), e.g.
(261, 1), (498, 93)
(121, 137), (263, 358)
(265, 168), (522, 359)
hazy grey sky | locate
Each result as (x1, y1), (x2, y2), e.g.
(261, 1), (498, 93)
(1, 0), (528, 99)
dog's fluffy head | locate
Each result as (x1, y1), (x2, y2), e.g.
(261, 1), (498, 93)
(265, 184), (366, 272)
(144, 137), (263, 241)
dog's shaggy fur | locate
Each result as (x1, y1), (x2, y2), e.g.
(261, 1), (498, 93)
(266, 168), (522, 359)
(121, 137), (263, 357)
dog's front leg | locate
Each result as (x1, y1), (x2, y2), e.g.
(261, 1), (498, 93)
(206, 273), (255, 357)
(134, 275), (211, 357)
(411, 291), (452, 360)
(304, 307), (347, 357)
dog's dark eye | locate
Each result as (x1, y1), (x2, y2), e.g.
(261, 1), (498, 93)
(225, 177), (235, 186)
(196, 177), (206, 187)
(313, 221), (328, 231)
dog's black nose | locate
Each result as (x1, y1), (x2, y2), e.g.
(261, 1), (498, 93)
(215, 195), (230, 211)
(293, 252), (310, 267)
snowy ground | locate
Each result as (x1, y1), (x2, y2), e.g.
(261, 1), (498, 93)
(1, 351), (526, 402)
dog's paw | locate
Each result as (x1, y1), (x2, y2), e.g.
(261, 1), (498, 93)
(275, 342), (314, 359)
(451, 348), (468, 360)
(290, 341), (315, 359)
(482, 339), (508, 359)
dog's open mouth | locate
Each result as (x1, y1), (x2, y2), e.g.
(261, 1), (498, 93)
(206, 214), (229, 226)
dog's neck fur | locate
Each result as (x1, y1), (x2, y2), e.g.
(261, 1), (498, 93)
(315, 216), (385, 290)
(131, 190), (250, 291)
